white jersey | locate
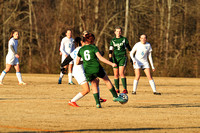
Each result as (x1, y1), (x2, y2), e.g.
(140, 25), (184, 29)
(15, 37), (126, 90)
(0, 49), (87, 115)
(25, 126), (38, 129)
(6, 37), (19, 65)
(130, 42), (154, 69)
(70, 46), (86, 84)
(60, 37), (75, 62)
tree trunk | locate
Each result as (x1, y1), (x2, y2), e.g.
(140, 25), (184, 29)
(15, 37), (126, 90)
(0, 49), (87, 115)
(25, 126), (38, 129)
(2, 3), (6, 68)
(124, 0), (129, 37)
(28, 0), (33, 73)
(165, 0), (172, 74)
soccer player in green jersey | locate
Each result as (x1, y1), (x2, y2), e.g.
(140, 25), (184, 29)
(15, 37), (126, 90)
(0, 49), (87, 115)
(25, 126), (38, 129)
(76, 33), (125, 108)
(109, 26), (131, 94)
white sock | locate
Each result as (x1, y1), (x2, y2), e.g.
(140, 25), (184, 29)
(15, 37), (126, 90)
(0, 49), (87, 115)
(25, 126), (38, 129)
(149, 80), (156, 92)
(71, 92), (84, 102)
(133, 80), (138, 92)
(59, 72), (64, 79)
(68, 73), (72, 83)
(0, 71), (7, 81)
(16, 72), (23, 83)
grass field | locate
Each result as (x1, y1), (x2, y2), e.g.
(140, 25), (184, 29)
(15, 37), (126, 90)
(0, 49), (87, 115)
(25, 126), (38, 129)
(0, 74), (200, 133)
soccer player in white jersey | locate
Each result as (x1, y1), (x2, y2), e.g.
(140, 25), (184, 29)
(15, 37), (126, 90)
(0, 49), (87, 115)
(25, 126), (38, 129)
(0, 30), (26, 85)
(58, 30), (75, 85)
(130, 34), (161, 95)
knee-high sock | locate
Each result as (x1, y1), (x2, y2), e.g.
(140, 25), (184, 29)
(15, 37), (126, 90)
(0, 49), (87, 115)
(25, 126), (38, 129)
(149, 80), (156, 92)
(109, 86), (118, 98)
(16, 72), (23, 83)
(71, 92), (84, 102)
(133, 80), (138, 92)
(114, 79), (119, 90)
(121, 78), (127, 90)
(0, 71), (7, 81)
(93, 93), (100, 105)
(68, 73), (72, 83)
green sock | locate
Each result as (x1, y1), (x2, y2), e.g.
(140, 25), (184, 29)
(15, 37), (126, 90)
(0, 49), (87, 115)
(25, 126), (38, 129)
(121, 78), (127, 90)
(109, 87), (118, 98)
(114, 79), (119, 90)
(93, 93), (100, 105)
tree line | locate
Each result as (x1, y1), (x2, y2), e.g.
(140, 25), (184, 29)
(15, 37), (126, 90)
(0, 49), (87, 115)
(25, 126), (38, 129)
(0, 0), (199, 77)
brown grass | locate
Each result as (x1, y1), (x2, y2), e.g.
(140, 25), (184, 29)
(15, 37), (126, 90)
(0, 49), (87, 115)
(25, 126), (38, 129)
(0, 74), (200, 133)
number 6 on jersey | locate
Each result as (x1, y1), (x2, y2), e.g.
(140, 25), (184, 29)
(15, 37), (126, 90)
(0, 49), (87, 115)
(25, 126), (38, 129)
(84, 50), (90, 61)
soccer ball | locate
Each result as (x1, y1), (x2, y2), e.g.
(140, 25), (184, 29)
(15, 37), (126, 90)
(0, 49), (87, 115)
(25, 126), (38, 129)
(118, 93), (128, 104)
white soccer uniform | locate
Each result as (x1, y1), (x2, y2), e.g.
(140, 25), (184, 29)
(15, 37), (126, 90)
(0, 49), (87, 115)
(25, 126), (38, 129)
(130, 42), (155, 69)
(60, 37), (75, 64)
(6, 37), (19, 65)
(69, 46), (86, 85)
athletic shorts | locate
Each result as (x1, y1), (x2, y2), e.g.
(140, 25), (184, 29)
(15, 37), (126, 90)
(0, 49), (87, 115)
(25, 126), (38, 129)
(6, 55), (19, 65)
(62, 55), (73, 64)
(133, 61), (150, 69)
(113, 56), (127, 68)
(85, 66), (106, 82)
(73, 71), (87, 85)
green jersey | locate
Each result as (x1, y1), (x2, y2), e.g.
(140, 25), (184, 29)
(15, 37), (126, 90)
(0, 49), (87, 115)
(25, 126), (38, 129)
(77, 44), (100, 74)
(110, 36), (130, 57)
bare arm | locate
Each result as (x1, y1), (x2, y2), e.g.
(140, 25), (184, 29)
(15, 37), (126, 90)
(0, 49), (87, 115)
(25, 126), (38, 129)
(96, 52), (117, 67)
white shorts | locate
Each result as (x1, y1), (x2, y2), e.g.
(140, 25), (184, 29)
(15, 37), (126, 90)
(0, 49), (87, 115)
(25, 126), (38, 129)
(73, 71), (87, 85)
(133, 61), (150, 69)
(6, 55), (19, 65)
(61, 55), (73, 64)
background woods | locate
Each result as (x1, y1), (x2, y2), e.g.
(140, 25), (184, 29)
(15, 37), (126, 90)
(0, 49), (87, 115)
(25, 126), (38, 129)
(0, 0), (199, 77)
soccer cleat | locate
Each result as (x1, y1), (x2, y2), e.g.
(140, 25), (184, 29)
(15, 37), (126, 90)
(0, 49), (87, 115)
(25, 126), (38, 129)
(68, 101), (79, 107)
(99, 98), (107, 103)
(116, 89), (120, 93)
(113, 97), (125, 103)
(0, 81), (3, 85)
(122, 89), (128, 94)
(96, 104), (102, 108)
(132, 91), (136, 95)
(58, 78), (62, 84)
(68, 82), (75, 85)
(19, 82), (26, 85)
(153, 92), (161, 95)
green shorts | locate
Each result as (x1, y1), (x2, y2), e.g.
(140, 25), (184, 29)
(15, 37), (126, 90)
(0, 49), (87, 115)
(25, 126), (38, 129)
(85, 65), (106, 82)
(113, 56), (127, 68)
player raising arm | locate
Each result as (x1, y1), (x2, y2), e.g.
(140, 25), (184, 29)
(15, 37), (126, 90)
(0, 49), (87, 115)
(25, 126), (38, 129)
(130, 34), (161, 95)
(76, 33), (125, 108)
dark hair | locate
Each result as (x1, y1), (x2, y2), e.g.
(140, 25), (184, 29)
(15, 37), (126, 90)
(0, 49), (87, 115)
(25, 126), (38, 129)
(115, 26), (122, 32)
(9, 30), (18, 40)
(74, 37), (82, 47)
(140, 34), (147, 39)
(85, 33), (95, 44)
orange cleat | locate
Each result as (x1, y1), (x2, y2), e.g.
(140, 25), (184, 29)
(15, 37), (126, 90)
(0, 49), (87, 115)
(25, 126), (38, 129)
(99, 98), (107, 103)
(68, 101), (80, 107)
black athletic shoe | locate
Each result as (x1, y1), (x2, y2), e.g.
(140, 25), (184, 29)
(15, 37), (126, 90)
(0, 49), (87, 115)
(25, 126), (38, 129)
(153, 92), (161, 95)
(132, 91), (136, 95)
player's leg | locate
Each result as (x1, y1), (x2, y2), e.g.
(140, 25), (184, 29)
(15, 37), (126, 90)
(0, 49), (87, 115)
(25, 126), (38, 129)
(101, 74), (125, 103)
(119, 57), (128, 94)
(144, 68), (161, 95)
(91, 78), (101, 108)
(119, 66), (128, 94)
(0, 64), (12, 85)
(68, 71), (89, 107)
(132, 68), (140, 94)
(14, 64), (26, 85)
(113, 67), (120, 93)
(68, 63), (74, 85)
